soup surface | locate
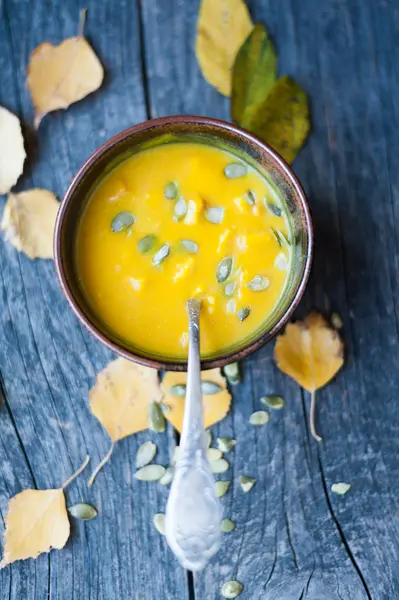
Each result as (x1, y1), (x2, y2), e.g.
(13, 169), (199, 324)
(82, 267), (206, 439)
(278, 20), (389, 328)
(75, 142), (293, 359)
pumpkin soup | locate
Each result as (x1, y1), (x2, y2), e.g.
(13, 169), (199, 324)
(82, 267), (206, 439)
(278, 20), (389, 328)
(75, 142), (293, 359)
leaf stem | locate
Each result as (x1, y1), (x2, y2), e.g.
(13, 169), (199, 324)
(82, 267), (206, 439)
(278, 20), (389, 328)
(87, 442), (114, 487)
(78, 8), (87, 37)
(310, 389), (322, 442)
(61, 455), (90, 490)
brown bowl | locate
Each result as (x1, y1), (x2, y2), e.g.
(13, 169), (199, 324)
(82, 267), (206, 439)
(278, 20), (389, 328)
(54, 116), (313, 371)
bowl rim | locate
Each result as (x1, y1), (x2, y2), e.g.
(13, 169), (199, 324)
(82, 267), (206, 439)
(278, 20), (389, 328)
(54, 115), (313, 371)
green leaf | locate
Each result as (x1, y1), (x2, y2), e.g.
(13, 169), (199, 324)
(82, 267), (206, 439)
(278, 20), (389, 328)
(232, 24), (277, 128)
(242, 75), (310, 164)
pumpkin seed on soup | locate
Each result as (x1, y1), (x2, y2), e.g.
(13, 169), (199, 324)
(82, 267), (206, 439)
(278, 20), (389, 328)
(205, 206), (224, 224)
(111, 211), (135, 232)
(265, 198), (282, 217)
(224, 163), (247, 179)
(201, 380), (223, 395)
(224, 281), (236, 297)
(226, 299), (236, 314)
(180, 239), (199, 254)
(237, 307), (251, 322)
(245, 190), (256, 205)
(152, 244), (170, 266)
(164, 181), (178, 199)
(169, 384), (187, 397)
(174, 197), (187, 220)
(138, 234), (157, 254)
(217, 257), (233, 282)
(247, 275), (269, 291)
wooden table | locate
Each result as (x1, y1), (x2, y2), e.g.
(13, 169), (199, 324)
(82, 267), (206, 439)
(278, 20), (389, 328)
(1, 0), (398, 598)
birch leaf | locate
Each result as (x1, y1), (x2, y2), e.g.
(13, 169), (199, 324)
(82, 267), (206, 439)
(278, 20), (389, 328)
(0, 106), (26, 194)
(1, 189), (59, 259)
(196, 0), (253, 96)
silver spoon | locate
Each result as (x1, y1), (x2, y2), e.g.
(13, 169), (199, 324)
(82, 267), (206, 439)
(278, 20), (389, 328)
(165, 299), (222, 570)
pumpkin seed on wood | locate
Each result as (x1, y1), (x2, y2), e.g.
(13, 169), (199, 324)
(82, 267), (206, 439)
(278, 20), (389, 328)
(249, 410), (269, 425)
(135, 441), (157, 468)
(221, 581), (243, 598)
(237, 307), (251, 322)
(210, 458), (229, 473)
(174, 197), (187, 220)
(217, 437), (237, 453)
(111, 211), (135, 232)
(152, 244), (170, 266)
(244, 190), (256, 205)
(135, 464), (166, 481)
(221, 518), (235, 533)
(169, 384), (187, 397)
(201, 380), (223, 395)
(223, 362), (240, 385)
(159, 466), (174, 486)
(138, 234), (157, 254)
(207, 448), (222, 461)
(148, 401), (166, 433)
(247, 275), (270, 291)
(153, 513), (166, 535)
(261, 395), (285, 410)
(224, 163), (247, 179)
(180, 239), (199, 254)
(164, 181), (178, 200)
(205, 430), (212, 448)
(224, 281), (236, 297)
(239, 475), (256, 492)
(265, 199), (282, 217)
(331, 482), (351, 495)
(68, 503), (97, 521)
(217, 257), (233, 282)
(215, 480), (230, 498)
(205, 206), (225, 224)
(331, 312), (343, 329)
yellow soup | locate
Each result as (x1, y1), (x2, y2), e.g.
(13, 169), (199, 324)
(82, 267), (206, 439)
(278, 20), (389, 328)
(76, 142), (293, 359)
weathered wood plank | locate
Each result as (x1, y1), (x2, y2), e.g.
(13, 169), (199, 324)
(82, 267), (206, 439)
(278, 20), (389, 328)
(0, 0), (188, 598)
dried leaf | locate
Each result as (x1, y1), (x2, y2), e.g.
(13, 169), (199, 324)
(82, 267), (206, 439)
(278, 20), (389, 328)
(0, 106), (26, 194)
(232, 24), (277, 127)
(274, 312), (344, 441)
(27, 28), (104, 128)
(0, 456), (89, 567)
(161, 368), (231, 432)
(242, 75), (310, 164)
(1, 189), (59, 259)
(196, 0), (253, 96)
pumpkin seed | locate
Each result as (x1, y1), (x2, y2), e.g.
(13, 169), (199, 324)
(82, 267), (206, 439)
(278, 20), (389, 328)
(261, 395), (285, 410)
(148, 401), (166, 433)
(152, 244), (170, 266)
(111, 211), (135, 232)
(239, 475), (256, 493)
(226, 299), (236, 314)
(174, 197), (187, 220)
(331, 312), (343, 329)
(224, 281), (236, 297)
(159, 466), (174, 486)
(180, 239), (199, 254)
(201, 380), (223, 395)
(134, 464), (166, 481)
(244, 190), (256, 205)
(207, 448), (222, 462)
(215, 480), (230, 498)
(237, 307), (251, 322)
(164, 181), (178, 200)
(68, 503), (97, 521)
(223, 362), (240, 385)
(265, 199), (282, 217)
(135, 441), (157, 468)
(160, 402), (171, 414)
(217, 437), (237, 453)
(275, 252), (288, 271)
(221, 581), (243, 598)
(247, 275), (270, 291)
(205, 430), (212, 448)
(249, 410), (269, 425)
(169, 384), (187, 397)
(221, 518), (235, 533)
(205, 206), (225, 224)
(210, 458), (230, 473)
(217, 257), (233, 282)
(331, 482), (351, 495)
(138, 234), (157, 254)
(224, 163), (247, 179)
(153, 513), (166, 535)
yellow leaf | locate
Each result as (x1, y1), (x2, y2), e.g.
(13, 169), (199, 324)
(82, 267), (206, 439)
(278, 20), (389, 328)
(27, 32), (104, 128)
(161, 368), (231, 432)
(0, 456), (89, 568)
(0, 106), (26, 194)
(274, 312), (344, 441)
(196, 0), (253, 96)
(1, 189), (59, 259)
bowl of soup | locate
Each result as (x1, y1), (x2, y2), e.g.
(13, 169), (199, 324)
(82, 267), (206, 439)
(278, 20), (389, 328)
(54, 116), (313, 370)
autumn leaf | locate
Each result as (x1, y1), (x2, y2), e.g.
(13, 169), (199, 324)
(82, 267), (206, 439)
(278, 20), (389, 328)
(161, 368), (231, 432)
(88, 358), (162, 486)
(0, 106), (26, 195)
(232, 24), (277, 128)
(27, 11), (104, 128)
(196, 0), (253, 96)
(240, 75), (310, 164)
(1, 189), (59, 259)
(0, 456), (89, 568)
(274, 312), (344, 441)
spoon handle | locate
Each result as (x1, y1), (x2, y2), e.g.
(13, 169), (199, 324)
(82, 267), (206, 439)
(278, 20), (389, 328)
(165, 299), (222, 571)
